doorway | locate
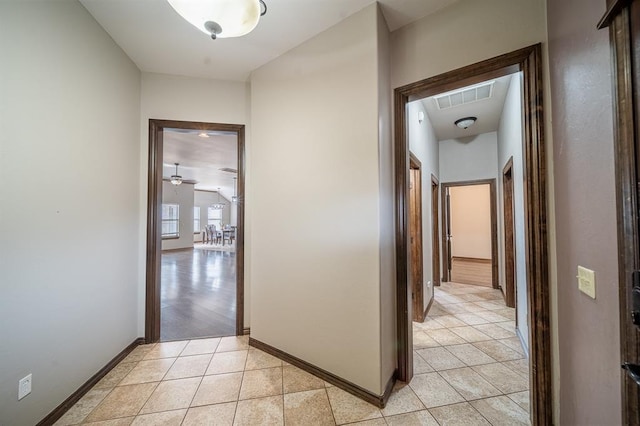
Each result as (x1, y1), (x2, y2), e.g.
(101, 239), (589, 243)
(503, 158), (516, 308)
(441, 180), (498, 289)
(394, 44), (551, 424)
(431, 175), (440, 288)
(146, 119), (246, 343)
(410, 153), (425, 322)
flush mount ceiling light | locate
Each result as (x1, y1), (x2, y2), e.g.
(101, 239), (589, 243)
(170, 163), (183, 185)
(167, 0), (267, 40)
(198, 132), (210, 138)
(454, 116), (477, 129)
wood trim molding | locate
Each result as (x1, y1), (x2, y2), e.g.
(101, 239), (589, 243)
(37, 338), (144, 426)
(598, 0), (632, 29)
(608, 6), (640, 424)
(394, 44), (551, 425)
(146, 119), (246, 343)
(249, 338), (396, 408)
(431, 174), (441, 288)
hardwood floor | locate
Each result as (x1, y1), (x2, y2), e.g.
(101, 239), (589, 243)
(450, 257), (492, 287)
(160, 248), (236, 341)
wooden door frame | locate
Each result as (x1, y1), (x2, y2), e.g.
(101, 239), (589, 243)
(503, 157), (516, 308)
(146, 119), (246, 343)
(440, 179), (498, 289)
(431, 175), (440, 288)
(394, 44), (551, 424)
(409, 153), (425, 322)
(599, 2), (640, 423)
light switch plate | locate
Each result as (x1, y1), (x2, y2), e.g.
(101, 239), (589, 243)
(577, 266), (596, 299)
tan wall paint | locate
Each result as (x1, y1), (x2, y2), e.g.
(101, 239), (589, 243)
(449, 185), (492, 259)
(250, 4), (385, 394)
(390, 0), (546, 89)
(0, 1), (141, 424)
(547, 0), (621, 423)
(377, 6), (396, 392)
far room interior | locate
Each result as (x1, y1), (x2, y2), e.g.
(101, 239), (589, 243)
(160, 127), (239, 341)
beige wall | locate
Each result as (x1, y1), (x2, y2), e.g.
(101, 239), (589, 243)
(547, 0), (621, 423)
(0, 1), (141, 424)
(139, 73), (250, 329)
(377, 7), (396, 392)
(250, 4), (388, 394)
(390, 0), (546, 88)
(449, 185), (492, 259)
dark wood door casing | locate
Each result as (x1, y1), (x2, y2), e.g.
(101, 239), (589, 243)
(431, 175), (440, 288)
(394, 44), (550, 424)
(146, 119), (246, 343)
(599, 1), (640, 423)
(503, 157), (516, 308)
(409, 154), (424, 322)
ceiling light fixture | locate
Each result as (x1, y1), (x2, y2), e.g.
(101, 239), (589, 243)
(211, 188), (226, 210)
(454, 117), (477, 129)
(170, 163), (183, 185)
(167, 0), (267, 40)
(198, 132), (210, 138)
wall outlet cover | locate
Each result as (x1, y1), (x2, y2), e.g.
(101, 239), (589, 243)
(18, 374), (32, 400)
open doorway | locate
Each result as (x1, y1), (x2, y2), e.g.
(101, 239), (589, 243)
(394, 45), (551, 424)
(441, 180), (498, 288)
(146, 119), (245, 343)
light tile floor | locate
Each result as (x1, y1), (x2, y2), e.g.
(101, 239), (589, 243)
(56, 281), (529, 425)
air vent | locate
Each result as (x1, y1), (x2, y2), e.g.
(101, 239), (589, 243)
(219, 168), (237, 174)
(434, 81), (494, 110)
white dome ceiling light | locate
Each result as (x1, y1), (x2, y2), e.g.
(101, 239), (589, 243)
(454, 116), (477, 130)
(167, 0), (267, 40)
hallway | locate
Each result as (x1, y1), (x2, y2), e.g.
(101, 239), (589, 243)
(412, 281), (529, 424)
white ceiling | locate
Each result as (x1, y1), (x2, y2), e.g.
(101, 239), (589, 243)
(163, 129), (238, 198)
(421, 74), (514, 141)
(80, 0), (459, 81)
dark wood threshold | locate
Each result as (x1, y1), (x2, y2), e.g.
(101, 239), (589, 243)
(452, 256), (492, 264)
(249, 338), (396, 408)
(242, 327), (251, 336)
(37, 338), (144, 426)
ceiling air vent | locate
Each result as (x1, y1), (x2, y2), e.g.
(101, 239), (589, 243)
(434, 80), (494, 110)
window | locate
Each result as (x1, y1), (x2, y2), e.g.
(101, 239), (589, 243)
(162, 204), (179, 238)
(194, 207), (200, 233)
(208, 207), (222, 230)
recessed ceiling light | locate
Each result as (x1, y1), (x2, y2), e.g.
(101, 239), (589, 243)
(198, 132), (210, 138)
